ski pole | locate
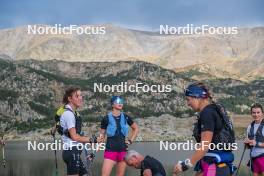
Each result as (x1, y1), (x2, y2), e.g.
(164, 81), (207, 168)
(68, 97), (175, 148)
(51, 127), (58, 176)
(82, 133), (97, 176)
(249, 148), (253, 176)
(235, 144), (246, 176)
(90, 134), (97, 163)
(1, 136), (6, 168)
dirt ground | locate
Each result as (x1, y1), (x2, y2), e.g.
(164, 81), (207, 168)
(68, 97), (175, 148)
(232, 114), (252, 138)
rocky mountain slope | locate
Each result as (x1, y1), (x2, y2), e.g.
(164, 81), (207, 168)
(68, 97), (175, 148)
(1, 24), (264, 140)
(0, 58), (189, 134)
(0, 25), (263, 80)
(1, 58), (264, 140)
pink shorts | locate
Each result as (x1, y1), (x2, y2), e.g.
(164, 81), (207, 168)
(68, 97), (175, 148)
(104, 151), (126, 162)
(253, 156), (264, 174)
(201, 160), (217, 176)
(201, 160), (230, 176)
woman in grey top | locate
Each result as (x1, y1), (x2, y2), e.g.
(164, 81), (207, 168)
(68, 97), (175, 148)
(244, 103), (264, 176)
(60, 87), (95, 176)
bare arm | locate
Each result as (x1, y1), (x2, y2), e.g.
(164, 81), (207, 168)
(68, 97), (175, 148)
(129, 122), (139, 142)
(68, 128), (90, 143)
(99, 129), (106, 142)
(190, 131), (213, 165)
(143, 169), (152, 176)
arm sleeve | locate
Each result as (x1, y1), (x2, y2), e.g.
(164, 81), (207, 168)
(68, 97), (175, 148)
(125, 114), (134, 126)
(63, 111), (76, 130)
(200, 109), (217, 132)
(101, 116), (108, 129)
(142, 160), (152, 170)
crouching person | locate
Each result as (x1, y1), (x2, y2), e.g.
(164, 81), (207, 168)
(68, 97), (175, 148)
(124, 150), (166, 176)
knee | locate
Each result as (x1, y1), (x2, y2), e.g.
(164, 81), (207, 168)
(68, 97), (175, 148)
(101, 166), (111, 176)
(116, 173), (125, 176)
(102, 172), (110, 176)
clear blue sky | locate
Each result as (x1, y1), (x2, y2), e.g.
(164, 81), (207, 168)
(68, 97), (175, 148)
(0, 0), (263, 30)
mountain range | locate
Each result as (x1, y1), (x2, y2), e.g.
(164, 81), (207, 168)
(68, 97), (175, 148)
(0, 24), (264, 139)
(0, 25), (263, 80)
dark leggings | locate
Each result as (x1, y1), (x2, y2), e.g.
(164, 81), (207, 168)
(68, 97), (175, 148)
(62, 147), (87, 176)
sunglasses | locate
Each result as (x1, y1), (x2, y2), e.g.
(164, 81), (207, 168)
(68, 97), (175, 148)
(114, 98), (124, 105)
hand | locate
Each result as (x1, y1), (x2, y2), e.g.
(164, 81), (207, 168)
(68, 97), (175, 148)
(50, 127), (56, 136)
(97, 137), (104, 143)
(245, 139), (257, 146)
(248, 140), (257, 146)
(97, 134), (105, 143)
(244, 138), (250, 144)
(173, 163), (183, 175)
(125, 138), (132, 145)
(0, 139), (5, 146)
(244, 139), (251, 148)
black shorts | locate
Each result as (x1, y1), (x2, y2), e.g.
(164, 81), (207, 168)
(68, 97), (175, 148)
(62, 147), (87, 176)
